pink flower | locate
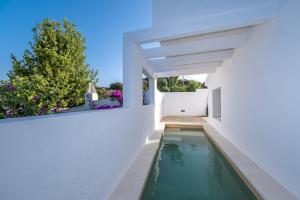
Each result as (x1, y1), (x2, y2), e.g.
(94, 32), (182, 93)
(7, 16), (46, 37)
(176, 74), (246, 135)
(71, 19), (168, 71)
(40, 107), (47, 114)
(95, 105), (112, 110)
(111, 90), (122, 99)
(111, 105), (121, 108)
(93, 104), (122, 110)
(5, 109), (14, 117)
(110, 90), (123, 105)
(51, 108), (58, 113)
(33, 96), (40, 102)
(5, 83), (16, 91)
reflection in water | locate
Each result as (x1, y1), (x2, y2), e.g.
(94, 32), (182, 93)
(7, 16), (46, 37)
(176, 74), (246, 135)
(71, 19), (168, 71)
(190, 143), (198, 151)
(209, 145), (224, 186)
(164, 143), (184, 167)
(152, 147), (162, 185)
(142, 130), (257, 200)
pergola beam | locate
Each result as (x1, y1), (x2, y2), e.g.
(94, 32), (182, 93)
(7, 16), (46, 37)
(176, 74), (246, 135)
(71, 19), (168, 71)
(155, 68), (217, 77)
(153, 61), (222, 73)
(149, 50), (232, 68)
(143, 28), (249, 59)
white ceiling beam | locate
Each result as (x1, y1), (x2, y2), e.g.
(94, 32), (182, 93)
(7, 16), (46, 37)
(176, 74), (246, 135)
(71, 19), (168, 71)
(149, 50), (232, 68)
(160, 27), (250, 46)
(125, 2), (276, 44)
(153, 61), (222, 73)
(143, 28), (249, 59)
(155, 68), (217, 77)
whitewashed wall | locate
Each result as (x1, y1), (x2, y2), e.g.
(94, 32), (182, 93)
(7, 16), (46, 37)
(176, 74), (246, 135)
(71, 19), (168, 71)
(0, 106), (154, 200)
(162, 89), (208, 116)
(154, 80), (164, 127)
(207, 0), (300, 198)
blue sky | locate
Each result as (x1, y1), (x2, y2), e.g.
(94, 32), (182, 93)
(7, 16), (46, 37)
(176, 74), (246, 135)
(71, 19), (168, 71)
(0, 0), (152, 86)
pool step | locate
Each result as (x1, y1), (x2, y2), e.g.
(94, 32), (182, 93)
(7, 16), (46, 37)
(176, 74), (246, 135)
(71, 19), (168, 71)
(163, 136), (182, 143)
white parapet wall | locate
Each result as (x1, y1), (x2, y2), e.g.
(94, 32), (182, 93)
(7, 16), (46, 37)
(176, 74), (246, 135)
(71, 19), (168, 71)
(0, 106), (154, 200)
(162, 89), (208, 117)
(154, 80), (164, 127)
(206, 0), (300, 198)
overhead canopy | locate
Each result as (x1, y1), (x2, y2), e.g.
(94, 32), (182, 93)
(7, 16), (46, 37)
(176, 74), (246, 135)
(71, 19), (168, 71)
(125, 1), (277, 77)
(140, 28), (250, 77)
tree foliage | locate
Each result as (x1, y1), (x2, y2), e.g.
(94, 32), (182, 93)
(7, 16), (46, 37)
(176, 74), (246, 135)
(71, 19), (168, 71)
(157, 76), (206, 92)
(96, 87), (110, 99)
(1, 18), (97, 118)
(143, 78), (149, 92)
(109, 82), (123, 90)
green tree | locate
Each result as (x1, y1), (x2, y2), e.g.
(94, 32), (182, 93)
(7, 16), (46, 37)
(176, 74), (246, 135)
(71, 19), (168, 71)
(167, 76), (179, 91)
(0, 77), (51, 118)
(185, 80), (201, 92)
(1, 18), (98, 119)
(7, 18), (97, 110)
(157, 76), (206, 92)
(158, 76), (181, 92)
(96, 87), (110, 99)
(109, 82), (123, 90)
(157, 78), (170, 92)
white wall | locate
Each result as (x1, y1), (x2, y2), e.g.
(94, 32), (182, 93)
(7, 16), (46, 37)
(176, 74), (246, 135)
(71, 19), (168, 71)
(123, 41), (154, 108)
(207, 0), (300, 198)
(154, 79), (164, 127)
(162, 89), (208, 116)
(0, 106), (154, 200)
(152, 0), (275, 27)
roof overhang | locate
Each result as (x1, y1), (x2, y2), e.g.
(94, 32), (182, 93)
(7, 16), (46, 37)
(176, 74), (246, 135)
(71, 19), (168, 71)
(125, 1), (277, 77)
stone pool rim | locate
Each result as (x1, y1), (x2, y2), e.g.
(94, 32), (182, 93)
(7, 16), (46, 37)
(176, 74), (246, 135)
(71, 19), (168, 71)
(162, 124), (261, 200)
(109, 121), (297, 200)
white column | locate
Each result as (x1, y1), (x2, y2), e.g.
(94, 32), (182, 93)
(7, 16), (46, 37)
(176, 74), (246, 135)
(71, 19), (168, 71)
(154, 78), (164, 128)
(123, 39), (143, 108)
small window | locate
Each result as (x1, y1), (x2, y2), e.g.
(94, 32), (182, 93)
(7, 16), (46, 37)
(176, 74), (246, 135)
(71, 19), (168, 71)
(212, 87), (221, 120)
(142, 68), (154, 106)
(142, 73), (150, 105)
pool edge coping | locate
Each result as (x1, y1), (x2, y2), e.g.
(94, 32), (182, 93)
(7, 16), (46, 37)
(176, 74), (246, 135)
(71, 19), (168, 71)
(165, 123), (263, 199)
(109, 121), (297, 200)
(165, 123), (297, 200)
(108, 127), (164, 200)
(201, 123), (297, 200)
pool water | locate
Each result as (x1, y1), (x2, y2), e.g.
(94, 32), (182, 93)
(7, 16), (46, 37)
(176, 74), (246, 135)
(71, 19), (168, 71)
(141, 128), (257, 200)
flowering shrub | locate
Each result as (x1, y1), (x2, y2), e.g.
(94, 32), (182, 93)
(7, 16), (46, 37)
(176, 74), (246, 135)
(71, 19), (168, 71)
(94, 105), (121, 110)
(110, 90), (123, 105)
(90, 89), (123, 111)
(0, 77), (62, 119)
(0, 18), (99, 120)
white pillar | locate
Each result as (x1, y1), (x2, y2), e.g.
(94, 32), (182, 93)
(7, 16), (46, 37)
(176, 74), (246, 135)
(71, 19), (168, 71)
(154, 78), (164, 128)
(123, 39), (143, 108)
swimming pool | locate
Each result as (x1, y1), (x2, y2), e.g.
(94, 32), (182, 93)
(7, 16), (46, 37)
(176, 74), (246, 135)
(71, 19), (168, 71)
(142, 127), (257, 200)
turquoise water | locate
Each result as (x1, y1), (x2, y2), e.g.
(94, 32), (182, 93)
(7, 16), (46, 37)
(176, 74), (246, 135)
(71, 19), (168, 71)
(142, 128), (257, 200)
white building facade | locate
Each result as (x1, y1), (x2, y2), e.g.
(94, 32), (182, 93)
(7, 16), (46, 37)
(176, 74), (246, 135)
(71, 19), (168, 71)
(124, 0), (300, 198)
(0, 0), (299, 199)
